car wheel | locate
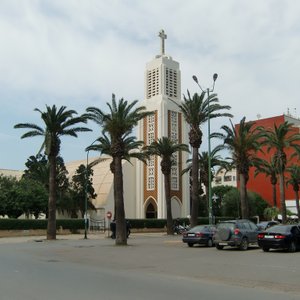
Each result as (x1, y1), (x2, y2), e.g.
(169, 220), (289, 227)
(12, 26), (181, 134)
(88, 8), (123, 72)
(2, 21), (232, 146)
(188, 243), (194, 247)
(288, 241), (296, 253)
(207, 239), (213, 247)
(262, 247), (269, 252)
(239, 238), (248, 250)
(216, 243), (224, 250)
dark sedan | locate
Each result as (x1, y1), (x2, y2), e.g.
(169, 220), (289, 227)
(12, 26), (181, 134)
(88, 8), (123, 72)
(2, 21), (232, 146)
(182, 225), (216, 247)
(257, 221), (279, 231)
(257, 224), (300, 252)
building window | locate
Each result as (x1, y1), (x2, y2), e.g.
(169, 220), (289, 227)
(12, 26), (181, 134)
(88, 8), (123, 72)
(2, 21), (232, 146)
(224, 175), (232, 182)
(169, 111), (179, 190)
(147, 115), (155, 190)
(165, 68), (178, 98)
(147, 68), (160, 99)
(215, 176), (222, 184)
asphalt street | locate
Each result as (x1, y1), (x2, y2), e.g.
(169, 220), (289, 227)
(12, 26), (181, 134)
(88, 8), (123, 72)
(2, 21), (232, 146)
(0, 233), (299, 300)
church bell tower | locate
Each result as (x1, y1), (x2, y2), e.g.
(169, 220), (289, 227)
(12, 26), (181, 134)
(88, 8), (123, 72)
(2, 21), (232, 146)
(136, 30), (189, 219)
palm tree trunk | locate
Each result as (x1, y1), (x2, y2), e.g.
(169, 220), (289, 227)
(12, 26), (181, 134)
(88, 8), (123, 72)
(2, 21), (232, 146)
(279, 172), (287, 224)
(239, 173), (248, 219)
(47, 155), (57, 240)
(164, 173), (173, 235)
(295, 190), (300, 220)
(191, 146), (199, 227)
(272, 184), (277, 207)
(114, 156), (127, 245)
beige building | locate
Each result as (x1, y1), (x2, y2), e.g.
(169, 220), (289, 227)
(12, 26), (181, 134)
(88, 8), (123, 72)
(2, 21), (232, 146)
(212, 168), (237, 188)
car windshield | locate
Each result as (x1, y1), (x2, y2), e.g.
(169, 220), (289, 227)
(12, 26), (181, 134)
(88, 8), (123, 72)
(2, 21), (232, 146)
(217, 222), (235, 230)
(189, 225), (208, 232)
(266, 225), (291, 234)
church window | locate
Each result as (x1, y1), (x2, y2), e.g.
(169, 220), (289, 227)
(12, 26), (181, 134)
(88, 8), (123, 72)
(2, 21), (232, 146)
(169, 111), (179, 190)
(165, 68), (178, 98)
(147, 68), (160, 99)
(147, 115), (156, 190)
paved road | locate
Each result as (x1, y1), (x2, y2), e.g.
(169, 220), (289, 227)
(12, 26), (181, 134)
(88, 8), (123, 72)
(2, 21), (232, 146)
(0, 233), (299, 300)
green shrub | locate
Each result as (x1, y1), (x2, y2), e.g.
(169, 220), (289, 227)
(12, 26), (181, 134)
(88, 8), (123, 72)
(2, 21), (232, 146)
(0, 219), (85, 231)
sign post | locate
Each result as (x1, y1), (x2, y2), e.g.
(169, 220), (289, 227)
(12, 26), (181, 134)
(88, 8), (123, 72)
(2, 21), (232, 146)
(106, 211), (112, 238)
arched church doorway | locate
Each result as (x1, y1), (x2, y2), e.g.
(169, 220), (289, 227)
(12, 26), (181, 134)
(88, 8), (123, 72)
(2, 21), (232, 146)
(145, 199), (157, 219)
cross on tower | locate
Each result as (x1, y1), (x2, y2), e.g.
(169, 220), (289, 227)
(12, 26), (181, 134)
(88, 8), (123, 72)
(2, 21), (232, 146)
(158, 29), (167, 55)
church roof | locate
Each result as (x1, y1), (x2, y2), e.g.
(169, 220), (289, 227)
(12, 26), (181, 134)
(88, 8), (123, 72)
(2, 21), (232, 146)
(65, 155), (114, 209)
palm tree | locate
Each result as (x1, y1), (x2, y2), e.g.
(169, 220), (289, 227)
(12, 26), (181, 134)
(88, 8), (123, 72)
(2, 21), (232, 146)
(286, 165), (300, 219)
(260, 121), (300, 223)
(174, 90), (232, 227)
(254, 156), (279, 207)
(183, 145), (229, 215)
(212, 117), (262, 219)
(14, 105), (91, 240)
(85, 94), (152, 245)
(143, 137), (189, 234)
(87, 132), (148, 219)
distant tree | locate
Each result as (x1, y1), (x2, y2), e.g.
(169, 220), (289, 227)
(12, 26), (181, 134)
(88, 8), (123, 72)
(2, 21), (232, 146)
(15, 178), (48, 219)
(23, 154), (70, 216)
(259, 121), (300, 223)
(220, 187), (268, 219)
(221, 188), (240, 218)
(212, 185), (235, 216)
(14, 105), (91, 239)
(264, 207), (280, 221)
(143, 137), (189, 234)
(248, 192), (269, 219)
(182, 145), (230, 217)
(254, 156), (279, 207)
(0, 175), (21, 218)
(286, 165), (300, 219)
(23, 155), (49, 189)
(213, 117), (263, 219)
(67, 164), (97, 218)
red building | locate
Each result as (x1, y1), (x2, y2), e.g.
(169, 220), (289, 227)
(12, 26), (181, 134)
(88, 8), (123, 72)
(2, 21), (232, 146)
(245, 114), (300, 213)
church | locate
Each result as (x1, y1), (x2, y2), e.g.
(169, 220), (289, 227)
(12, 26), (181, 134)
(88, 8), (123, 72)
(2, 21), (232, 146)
(66, 30), (190, 221)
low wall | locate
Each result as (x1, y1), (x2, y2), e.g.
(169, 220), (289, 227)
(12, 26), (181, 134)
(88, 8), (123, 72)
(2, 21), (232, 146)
(0, 227), (166, 238)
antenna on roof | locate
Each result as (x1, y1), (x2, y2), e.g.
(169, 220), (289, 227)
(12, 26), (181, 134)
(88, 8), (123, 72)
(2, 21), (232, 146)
(256, 114), (261, 120)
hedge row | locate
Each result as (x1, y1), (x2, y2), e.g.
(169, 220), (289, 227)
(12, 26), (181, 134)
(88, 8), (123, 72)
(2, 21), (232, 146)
(0, 219), (85, 230)
(0, 216), (256, 231)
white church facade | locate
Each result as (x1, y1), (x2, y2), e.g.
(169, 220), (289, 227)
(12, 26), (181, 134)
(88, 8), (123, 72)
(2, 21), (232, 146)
(70, 30), (190, 220)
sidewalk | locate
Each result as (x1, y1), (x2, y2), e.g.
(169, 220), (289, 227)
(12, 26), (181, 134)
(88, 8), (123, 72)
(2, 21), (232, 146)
(0, 232), (106, 244)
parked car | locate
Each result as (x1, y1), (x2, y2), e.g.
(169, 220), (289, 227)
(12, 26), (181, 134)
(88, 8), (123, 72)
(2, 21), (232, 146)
(213, 219), (258, 250)
(182, 225), (216, 247)
(257, 224), (300, 252)
(257, 221), (279, 231)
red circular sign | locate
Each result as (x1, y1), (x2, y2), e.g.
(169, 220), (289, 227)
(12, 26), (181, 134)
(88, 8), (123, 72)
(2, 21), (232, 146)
(106, 211), (112, 219)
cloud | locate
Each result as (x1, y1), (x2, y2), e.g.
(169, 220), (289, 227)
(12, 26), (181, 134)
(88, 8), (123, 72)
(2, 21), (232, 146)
(1, 0), (300, 169)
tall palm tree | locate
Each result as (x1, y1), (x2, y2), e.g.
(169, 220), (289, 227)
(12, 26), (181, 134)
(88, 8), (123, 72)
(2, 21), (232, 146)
(254, 156), (279, 207)
(14, 105), (91, 240)
(286, 165), (300, 219)
(85, 94), (152, 245)
(174, 91), (232, 227)
(260, 121), (300, 223)
(143, 137), (189, 234)
(212, 117), (262, 219)
(87, 132), (148, 219)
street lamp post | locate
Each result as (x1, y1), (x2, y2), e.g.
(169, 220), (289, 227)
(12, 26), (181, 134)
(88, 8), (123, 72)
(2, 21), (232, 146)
(84, 139), (98, 239)
(192, 73), (218, 225)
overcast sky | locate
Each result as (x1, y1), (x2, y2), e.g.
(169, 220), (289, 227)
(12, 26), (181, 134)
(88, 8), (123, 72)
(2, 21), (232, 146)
(1, 0), (300, 170)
